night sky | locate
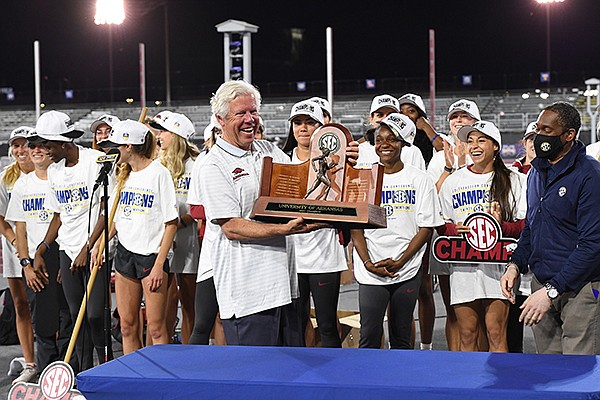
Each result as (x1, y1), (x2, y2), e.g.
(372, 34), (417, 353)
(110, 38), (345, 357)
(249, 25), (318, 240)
(1, 0), (599, 98)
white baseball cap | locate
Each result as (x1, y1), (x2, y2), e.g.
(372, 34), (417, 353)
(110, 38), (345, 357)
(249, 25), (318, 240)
(370, 95), (400, 114)
(9, 126), (34, 145)
(523, 122), (537, 139)
(447, 99), (481, 121)
(308, 97), (332, 117)
(29, 110), (84, 143)
(398, 93), (427, 117)
(457, 120), (502, 148)
(150, 111), (195, 140)
(289, 100), (324, 125)
(439, 132), (456, 147)
(203, 114), (221, 141)
(378, 113), (416, 146)
(90, 114), (121, 133)
(98, 120), (148, 147)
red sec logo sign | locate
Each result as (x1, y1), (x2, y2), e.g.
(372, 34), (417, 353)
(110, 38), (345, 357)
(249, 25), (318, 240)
(464, 214), (498, 252)
(8, 361), (84, 400)
(432, 212), (518, 264)
(41, 362), (74, 400)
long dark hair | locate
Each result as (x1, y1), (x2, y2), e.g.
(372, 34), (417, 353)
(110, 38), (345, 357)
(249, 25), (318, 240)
(490, 153), (516, 222)
(282, 124), (297, 153)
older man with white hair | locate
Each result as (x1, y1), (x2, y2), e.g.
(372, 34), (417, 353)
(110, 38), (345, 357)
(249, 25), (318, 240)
(197, 80), (358, 346)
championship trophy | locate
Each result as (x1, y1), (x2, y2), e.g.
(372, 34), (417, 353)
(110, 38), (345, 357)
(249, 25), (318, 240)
(250, 123), (386, 228)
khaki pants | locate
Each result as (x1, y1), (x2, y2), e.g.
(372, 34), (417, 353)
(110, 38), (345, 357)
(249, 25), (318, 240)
(531, 275), (600, 355)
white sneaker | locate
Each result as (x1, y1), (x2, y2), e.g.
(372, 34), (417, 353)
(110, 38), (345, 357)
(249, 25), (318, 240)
(8, 357), (25, 376)
(12, 364), (37, 385)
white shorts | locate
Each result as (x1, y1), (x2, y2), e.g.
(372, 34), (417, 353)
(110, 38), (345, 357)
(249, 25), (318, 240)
(2, 237), (22, 279)
(170, 224), (199, 275)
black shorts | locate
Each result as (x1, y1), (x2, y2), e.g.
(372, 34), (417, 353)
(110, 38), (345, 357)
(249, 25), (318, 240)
(114, 241), (169, 280)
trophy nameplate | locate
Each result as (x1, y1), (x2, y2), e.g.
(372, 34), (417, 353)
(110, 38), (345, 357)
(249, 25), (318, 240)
(250, 123), (386, 229)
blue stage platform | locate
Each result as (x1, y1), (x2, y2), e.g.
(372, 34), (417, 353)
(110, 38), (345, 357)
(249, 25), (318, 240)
(77, 345), (600, 400)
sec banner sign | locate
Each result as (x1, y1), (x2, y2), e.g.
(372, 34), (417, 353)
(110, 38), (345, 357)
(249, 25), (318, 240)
(8, 361), (85, 400)
(433, 212), (518, 264)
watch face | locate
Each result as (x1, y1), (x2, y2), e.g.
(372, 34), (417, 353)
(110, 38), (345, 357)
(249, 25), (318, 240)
(545, 284), (558, 299)
(20, 258), (30, 267)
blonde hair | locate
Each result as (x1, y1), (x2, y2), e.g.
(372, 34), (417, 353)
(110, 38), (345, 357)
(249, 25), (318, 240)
(159, 134), (200, 182)
(116, 133), (158, 188)
(2, 163), (21, 187)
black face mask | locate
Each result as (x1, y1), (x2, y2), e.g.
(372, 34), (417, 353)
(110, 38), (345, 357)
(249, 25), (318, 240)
(533, 130), (568, 160)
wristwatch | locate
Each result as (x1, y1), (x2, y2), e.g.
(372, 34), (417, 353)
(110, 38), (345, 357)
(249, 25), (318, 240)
(19, 258), (31, 268)
(443, 165), (455, 174)
(544, 283), (559, 299)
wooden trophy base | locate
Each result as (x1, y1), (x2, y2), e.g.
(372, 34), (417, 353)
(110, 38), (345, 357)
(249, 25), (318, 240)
(250, 196), (387, 229)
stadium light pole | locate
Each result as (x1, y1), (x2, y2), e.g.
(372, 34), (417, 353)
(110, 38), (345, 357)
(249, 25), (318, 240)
(536, 0), (565, 84)
(139, 1), (172, 106)
(95, 0), (125, 103)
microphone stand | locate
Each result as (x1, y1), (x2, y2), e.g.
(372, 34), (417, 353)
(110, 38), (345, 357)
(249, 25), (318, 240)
(101, 171), (114, 362)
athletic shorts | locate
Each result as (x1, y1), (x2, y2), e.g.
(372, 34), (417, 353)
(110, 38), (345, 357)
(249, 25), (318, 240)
(114, 242), (169, 280)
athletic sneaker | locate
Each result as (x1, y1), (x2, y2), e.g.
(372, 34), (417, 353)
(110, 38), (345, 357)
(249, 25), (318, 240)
(12, 364), (37, 385)
(7, 357), (25, 376)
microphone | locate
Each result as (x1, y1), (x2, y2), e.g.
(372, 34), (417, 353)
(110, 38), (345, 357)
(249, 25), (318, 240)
(93, 148), (120, 192)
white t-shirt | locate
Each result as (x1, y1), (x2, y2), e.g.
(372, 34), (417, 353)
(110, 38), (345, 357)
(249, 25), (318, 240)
(288, 148), (347, 274)
(356, 141), (426, 171)
(6, 172), (56, 259)
(0, 168), (21, 278)
(186, 151), (207, 205)
(171, 157), (199, 274)
(114, 160), (178, 256)
(198, 137), (296, 319)
(187, 152), (217, 283)
(46, 146), (105, 261)
(586, 142), (600, 159)
(353, 165), (443, 285)
(438, 167), (525, 305)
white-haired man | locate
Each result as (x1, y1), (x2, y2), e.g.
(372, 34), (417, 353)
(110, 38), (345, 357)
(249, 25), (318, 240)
(198, 80), (358, 346)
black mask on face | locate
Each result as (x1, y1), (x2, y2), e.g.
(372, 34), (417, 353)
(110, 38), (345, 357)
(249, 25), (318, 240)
(533, 130), (568, 160)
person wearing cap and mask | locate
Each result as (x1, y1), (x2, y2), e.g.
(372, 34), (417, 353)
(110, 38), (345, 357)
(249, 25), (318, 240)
(351, 113), (442, 349)
(6, 132), (73, 376)
(512, 122), (537, 174)
(502, 102), (600, 355)
(93, 120), (178, 354)
(197, 80), (359, 346)
(308, 97), (333, 124)
(1, 127), (36, 384)
(186, 116), (226, 346)
(355, 94), (425, 171)
(30, 110), (111, 372)
(438, 120), (525, 352)
(90, 115), (121, 294)
(149, 111), (200, 344)
(426, 99), (480, 351)
(281, 100), (347, 348)
(90, 114), (120, 151)
(398, 93), (443, 164)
